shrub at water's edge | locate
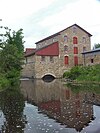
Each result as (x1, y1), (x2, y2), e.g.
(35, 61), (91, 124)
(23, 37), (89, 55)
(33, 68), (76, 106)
(63, 64), (100, 82)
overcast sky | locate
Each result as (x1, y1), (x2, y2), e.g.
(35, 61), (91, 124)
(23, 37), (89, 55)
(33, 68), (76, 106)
(0, 0), (100, 49)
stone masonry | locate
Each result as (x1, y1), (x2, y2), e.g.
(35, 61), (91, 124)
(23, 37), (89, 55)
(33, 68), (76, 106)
(22, 24), (92, 78)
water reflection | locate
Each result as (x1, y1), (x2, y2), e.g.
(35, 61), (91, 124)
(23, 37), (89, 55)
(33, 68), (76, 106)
(0, 89), (26, 133)
(0, 80), (100, 133)
(20, 79), (100, 132)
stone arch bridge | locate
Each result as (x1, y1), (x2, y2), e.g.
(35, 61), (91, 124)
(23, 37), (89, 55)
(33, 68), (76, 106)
(21, 63), (62, 79)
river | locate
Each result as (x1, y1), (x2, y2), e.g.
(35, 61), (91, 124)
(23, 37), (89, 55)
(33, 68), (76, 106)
(0, 79), (100, 133)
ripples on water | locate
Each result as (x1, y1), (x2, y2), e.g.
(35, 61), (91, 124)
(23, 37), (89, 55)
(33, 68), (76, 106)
(0, 79), (100, 133)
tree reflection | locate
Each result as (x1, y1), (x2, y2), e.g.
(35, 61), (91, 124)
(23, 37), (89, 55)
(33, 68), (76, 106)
(0, 88), (27, 133)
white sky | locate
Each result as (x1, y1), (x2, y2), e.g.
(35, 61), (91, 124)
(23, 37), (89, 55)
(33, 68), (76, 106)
(0, 0), (100, 49)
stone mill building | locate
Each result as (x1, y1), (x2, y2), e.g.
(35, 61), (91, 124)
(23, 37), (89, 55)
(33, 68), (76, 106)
(22, 24), (92, 79)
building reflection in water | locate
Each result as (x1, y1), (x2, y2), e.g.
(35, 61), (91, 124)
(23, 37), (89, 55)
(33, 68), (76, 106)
(20, 79), (95, 132)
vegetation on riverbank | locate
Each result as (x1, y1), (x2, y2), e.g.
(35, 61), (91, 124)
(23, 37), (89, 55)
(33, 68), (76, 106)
(0, 26), (24, 90)
(63, 64), (100, 82)
(66, 83), (100, 94)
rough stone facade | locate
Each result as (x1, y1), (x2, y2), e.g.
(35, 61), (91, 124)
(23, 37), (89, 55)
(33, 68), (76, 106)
(22, 24), (92, 78)
(21, 55), (35, 78)
(82, 48), (100, 66)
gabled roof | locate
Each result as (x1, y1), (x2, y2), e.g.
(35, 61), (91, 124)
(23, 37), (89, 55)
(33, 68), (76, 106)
(36, 42), (59, 56)
(35, 24), (92, 44)
(25, 42), (59, 57)
(24, 48), (36, 57)
(25, 48), (36, 53)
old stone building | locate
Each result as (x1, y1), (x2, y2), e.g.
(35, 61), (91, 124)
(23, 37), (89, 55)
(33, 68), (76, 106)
(82, 48), (100, 66)
(22, 24), (92, 78)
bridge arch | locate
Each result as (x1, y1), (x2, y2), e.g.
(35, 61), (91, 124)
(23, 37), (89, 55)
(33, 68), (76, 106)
(42, 73), (56, 82)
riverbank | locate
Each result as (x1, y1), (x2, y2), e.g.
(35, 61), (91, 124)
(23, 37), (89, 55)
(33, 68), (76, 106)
(63, 64), (100, 83)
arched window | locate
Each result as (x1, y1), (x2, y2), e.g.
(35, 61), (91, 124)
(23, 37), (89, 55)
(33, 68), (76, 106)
(64, 35), (68, 42)
(74, 56), (78, 65)
(83, 47), (86, 52)
(74, 47), (78, 54)
(64, 56), (69, 65)
(50, 56), (54, 62)
(73, 26), (77, 33)
(73, 37), (78, 44)
(41, 56), (45, 61)
(82, 37), (86, 43)
(64, 45), (68, 51)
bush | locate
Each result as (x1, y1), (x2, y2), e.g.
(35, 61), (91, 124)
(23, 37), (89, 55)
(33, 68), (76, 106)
(0, 74), (10, 90)
(63, 66), (82, 80)
(63, 64), (100, 82)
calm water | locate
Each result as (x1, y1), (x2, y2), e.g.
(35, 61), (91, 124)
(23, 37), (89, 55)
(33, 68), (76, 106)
(0, 79), (100, 133)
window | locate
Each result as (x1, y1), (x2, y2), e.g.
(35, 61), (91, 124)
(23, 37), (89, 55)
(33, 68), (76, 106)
(91, 59), (93, 63)
(83, 47), (86, 52)
(64, 45), (68, 51)
(64, 35), (68, 42)
(74, 47), (78, 54)
(73, 37), (78, 44)
(64, 56), (69, 65)
(50, 56), (54, 62)
(73, 26), (77, 33)
(41, 56), (45, 61)
(82, 37), (86, 43)
(74, 56), (78, 65)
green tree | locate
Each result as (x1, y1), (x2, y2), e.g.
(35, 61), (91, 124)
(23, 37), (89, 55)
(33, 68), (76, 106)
(93, 43), (100, 49)
(0, 26), (25, 88)
(6, 28), (25, 55)
(0, 26), (24, 54)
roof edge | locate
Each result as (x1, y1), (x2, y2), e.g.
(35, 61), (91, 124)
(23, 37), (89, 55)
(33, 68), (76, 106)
(35, 24), (92, 44)
(82, 48), (100, 54)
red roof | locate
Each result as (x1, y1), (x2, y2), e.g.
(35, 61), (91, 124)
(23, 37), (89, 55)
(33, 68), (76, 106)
(25, 48), (35, 53)
(36, 42), (59, 56)
(25, 48), (36, 56)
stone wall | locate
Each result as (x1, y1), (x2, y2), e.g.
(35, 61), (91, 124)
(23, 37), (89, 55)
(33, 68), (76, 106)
(34, 55), (61, 78)
(82, 51), (100, 66)
(21, 55), (35, 78)
(21, 63), (35, 78)
(59, 25), (91, 68)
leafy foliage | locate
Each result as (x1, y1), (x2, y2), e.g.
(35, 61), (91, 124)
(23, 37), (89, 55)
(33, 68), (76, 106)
(0, 26), (25, 89)
(93, 43), (100, 49)
(63, 64), (100, 82)
(63, 66), (82, 80)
